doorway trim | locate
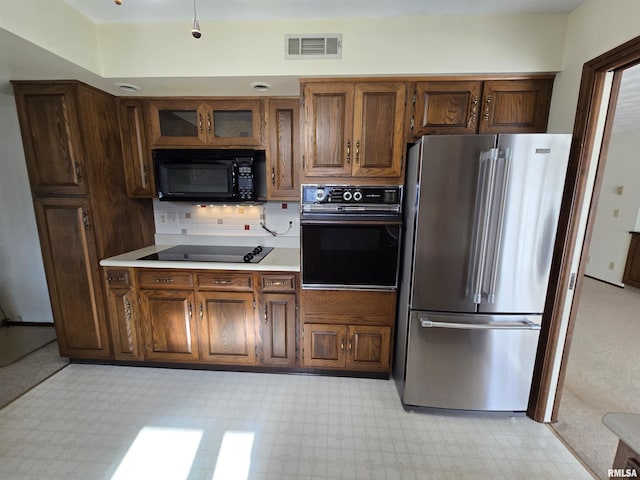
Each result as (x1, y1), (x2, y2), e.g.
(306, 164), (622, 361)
(528, 34), (640, 422)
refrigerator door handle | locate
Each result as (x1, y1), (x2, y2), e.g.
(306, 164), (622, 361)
(419, 316), (541, 331)
(486, 149), (511, 303)
(469, 149), (498, 304)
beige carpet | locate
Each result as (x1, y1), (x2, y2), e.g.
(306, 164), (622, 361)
(552, 277), (640, 480)
(0, 339), (69, 409)
(0, 324), (57, 366)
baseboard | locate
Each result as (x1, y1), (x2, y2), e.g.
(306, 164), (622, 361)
(584, 274), (624, 289)
(2, 320), (55, 328)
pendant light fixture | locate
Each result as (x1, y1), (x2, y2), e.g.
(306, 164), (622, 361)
(191, 0), (202, 38)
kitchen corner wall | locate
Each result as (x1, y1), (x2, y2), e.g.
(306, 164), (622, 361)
(153, 200), (300, 249)
(0, 91), (53, 323)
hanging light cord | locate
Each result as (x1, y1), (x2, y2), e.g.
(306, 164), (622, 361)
(191, 0), (202, 38)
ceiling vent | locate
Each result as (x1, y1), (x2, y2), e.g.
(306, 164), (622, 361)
(285, 34), (342, 59)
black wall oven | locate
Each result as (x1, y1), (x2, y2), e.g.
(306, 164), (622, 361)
(301, 185), (403, 290)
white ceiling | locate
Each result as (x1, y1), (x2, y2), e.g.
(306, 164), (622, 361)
(65, 0), (587, 24)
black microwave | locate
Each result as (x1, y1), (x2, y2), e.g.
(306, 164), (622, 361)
(153, 149), (264, 202)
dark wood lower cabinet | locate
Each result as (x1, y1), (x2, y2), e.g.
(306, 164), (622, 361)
(198, 291), (256, 364)
(260, 293), (297, 367)
(302, 324), (346, 369)
(347, 325), (391, 370)
(35, 198), (111, 359)
(302, 324), (391, 371)
(300, 289), (396, 373)
(103, 269), (300, 370)
(623, 232), (640, 288)
(139, 289), (200, 362)
(107, 287), (141, 360)
(102, 270), (394, 376)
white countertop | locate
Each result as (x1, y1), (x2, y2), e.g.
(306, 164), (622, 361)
(100, 245), (300, 272)
(603, 413), (640, 454)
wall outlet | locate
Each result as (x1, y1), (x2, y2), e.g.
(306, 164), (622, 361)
(158, 213), (178, 225)
(609, 261), (615, 270)
(613, 209), (620, 218)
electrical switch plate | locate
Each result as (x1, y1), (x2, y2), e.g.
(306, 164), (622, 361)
(613, 209), (620, 218)
(609, 262), (615, 270)
(616, 186), (624, 195)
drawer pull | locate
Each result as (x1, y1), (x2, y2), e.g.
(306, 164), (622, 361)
(212, 279), (231, 285)
(153, 278), (175, 283)
(267, 281), (285, 286)
(108, 276), (126, 282)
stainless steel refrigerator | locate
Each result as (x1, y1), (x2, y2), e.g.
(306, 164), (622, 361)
(394, 134), (570, 412)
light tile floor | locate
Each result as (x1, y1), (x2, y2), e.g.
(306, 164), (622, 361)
(0, 364), (594, 480)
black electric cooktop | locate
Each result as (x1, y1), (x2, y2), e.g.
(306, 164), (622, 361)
(138, 245), (273, 264)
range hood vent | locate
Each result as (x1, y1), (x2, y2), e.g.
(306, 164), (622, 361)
(285, 34), (342, 59)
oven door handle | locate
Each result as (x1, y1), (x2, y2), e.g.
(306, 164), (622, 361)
(300, 218), (402, 226)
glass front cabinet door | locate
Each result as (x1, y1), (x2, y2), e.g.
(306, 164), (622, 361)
(150, 99), (263, 147)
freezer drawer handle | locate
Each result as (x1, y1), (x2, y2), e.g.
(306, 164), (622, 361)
(419, 317), (540, 330)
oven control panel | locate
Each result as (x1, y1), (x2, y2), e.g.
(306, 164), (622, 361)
(302, 185), (400, 204)
(301, 185), (402, 215)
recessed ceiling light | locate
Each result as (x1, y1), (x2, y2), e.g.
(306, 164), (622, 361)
(250, 82), (272, 92)
(115, 82), (141, 93)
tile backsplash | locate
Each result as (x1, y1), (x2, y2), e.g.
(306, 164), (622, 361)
(153, 199), (300, 248)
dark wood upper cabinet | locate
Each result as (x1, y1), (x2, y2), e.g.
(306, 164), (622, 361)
(303, 81), (405, 180)
(414, 81), (482, 135)
(14, 84), (88, 196)
(117, 99), (155, 198)
(266, 98), (301, 200)
(149, 99), (263, 147)
(410, 77), (554, 137)
(12, 80), (155, 361)
(478, 79), (553, 134)
(303, 82), (354, 177)
(352, 82), (406, 178)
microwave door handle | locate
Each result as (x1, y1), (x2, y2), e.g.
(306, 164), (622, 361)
(231, 162), (238, 192)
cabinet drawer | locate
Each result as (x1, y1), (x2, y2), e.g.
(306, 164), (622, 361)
(137, 270), (194, 289)
(196, 272), (253, 291)
(260, 274), (296, 292)
(104, 269), (131, 287)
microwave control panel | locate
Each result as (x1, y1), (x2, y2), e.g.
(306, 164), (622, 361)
(237, 162), (254, 200)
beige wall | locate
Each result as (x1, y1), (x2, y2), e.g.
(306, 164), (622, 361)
(0, 0), (101, 75)
(548, 0), (640, 133)
(97, 14), (567, 78)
